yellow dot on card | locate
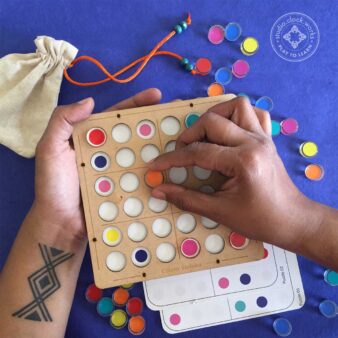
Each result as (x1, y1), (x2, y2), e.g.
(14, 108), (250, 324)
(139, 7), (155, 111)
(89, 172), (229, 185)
(300, 141), (318, 158)
(103, 226), (122, 247)
(241, 37), (259, 55)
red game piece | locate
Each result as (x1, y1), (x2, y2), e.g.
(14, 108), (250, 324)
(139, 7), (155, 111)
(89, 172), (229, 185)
(126, 297), (144, 316)
(85, 283), (103, 303)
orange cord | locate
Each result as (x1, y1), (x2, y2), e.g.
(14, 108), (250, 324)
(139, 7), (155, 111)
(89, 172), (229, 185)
(64, 14), (191, 87)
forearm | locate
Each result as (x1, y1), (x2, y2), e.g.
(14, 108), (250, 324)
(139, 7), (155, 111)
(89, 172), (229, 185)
(0, 203), (87, 338)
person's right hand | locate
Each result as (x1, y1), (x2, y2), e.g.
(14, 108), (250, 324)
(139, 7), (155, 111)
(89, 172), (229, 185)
(149, 97), (322, 251)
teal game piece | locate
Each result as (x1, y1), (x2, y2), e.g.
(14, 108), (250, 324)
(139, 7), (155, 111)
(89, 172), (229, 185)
(319, 300), (337, 318)
(324, 269), (338, 286)
(97, 297), (114, 317)
(273, 318), (292, 337)
(185, 113), (200, 128)
(271, 120), (281, 136)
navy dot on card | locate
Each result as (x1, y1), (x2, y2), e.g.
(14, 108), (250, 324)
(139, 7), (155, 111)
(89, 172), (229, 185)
(240, 273), (251, 285)
(95, 156), (107, 168)
(257, 296), (268, 308)
(135, 249), (148, 262)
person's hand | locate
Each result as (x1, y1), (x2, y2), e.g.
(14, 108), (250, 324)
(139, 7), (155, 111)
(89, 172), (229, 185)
(33, 88), (162, 241)
(149, 97), (321, 250)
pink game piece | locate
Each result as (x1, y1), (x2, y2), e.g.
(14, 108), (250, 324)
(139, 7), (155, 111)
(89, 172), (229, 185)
(139, 124), (151, 137)
(180, 238), (200, 258)
(218, 277), (230, 289)
(232, 60), (250, 78)
(208, 25), (225, 44)
(170, 313), (181, 325)
(280, 118), (298, 135)
(98, 179), (111, 193)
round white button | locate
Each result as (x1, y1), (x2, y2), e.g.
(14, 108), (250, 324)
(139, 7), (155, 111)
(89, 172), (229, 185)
(205, 234), (224, 254)
(156, 243), (176, 263)
(106, 252), (126, 272)
(201, 216), (219, 229)
(128, 222), (147, 242)
(176, 213), (196, 233)
(193, 166), (212, 180)
(168, 167), (188, 184)
(115, 148), (135, 168)
(148, 197), (168, 213)
(199, 185), (215, 194)
(152, 218), (172, 238)
(98, 201), (118, 221)
(140, 144), (160, 163)
(112, 123), (132, 143)
(164, 140), (176, 153)
(124, 197), (143, 217)
(119, 172), (139, 193)
(160, 116), (181, 136)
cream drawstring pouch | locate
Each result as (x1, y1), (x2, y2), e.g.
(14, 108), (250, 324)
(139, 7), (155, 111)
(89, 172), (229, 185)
(0, 36), (78, 158)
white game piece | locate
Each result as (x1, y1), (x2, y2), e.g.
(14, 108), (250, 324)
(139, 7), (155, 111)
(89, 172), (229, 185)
(169, 167), (188, 184)
(136, 120), (156, 139)
(112, 123), (132, 143)
(131, 247), (151, 267)
(201, 216), (219, 229)
(140, 144), (160, 163)
(124, 197), (143, 217)
(94, 176), (114, 196)
(160, 116), (181, 135)
(102, 226), (122, 247)
(128, 222), (147, 242)
(119, 172), (139, 192)
(115, 148), (135, 168)
(164, 140), (176, 153)
(152, 218), (172, 238)
(106, 252), (126, 272)
(156, 243), (176, 263)
(205, 234), (224, 254)
(148, 197), (168, 213)
(176, 213), (196, 234)
(199, 185), (215, 194)
(98, 201), (118, 221)
(193, 166), (212, 180)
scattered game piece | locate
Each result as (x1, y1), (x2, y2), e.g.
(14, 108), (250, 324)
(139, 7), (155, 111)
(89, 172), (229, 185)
(113, 287), (130, 306)
(273, 318), (292, 337)
(128, 315), (146, 335)
(86, 128), (106, 147)
(319, 299), (337, 318)
(207, 82), (225, 96)
(85, 283), (103, 303)
(224, 22), (242, 41)
(181, 238), (200, 258)
(215, 67), (232, 85)
(232, 59), (250, 78)
(229, 232), (250, 250)
(126, 297), (144, 316)
(96, 297), (114, 317)
(280, 118), (298, 135)
(305, 164), (324, 181)
(255, 96), (274, 112)
(208, 25), (225, 44)
(241, 37), (259, 56)
(271, 120), (281, 136)
(195, 57), (212, 75)
(121, 283), (134, 290)
(323, 269), (338, 286)
(299, 141), (318, 158)
(110, 309), (128, 329)
(185, 113), (200, 128)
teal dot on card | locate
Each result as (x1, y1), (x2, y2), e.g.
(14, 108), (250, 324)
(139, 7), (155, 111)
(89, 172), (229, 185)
(324, 270), (338, 286)
(185, 113), (200, 128)
(97, 297), (114, 317)
(271, 120), (281, 136)
(235, 300), (246, 312)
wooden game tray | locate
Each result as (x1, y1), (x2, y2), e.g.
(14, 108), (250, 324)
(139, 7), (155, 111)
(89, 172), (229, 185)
(73, 94), (264, 288)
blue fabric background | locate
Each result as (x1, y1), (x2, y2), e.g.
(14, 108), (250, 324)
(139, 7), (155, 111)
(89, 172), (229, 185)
(0, 1), (337, 337)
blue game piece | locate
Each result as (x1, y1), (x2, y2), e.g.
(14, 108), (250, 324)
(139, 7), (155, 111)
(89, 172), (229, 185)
(319, 300), (337, 318)
(215, 67), (232, 85)
(271, 120), (281, 136)
(255, 96), (274, 112)
(224, 22), (242, 41)
(97, 297), (114, 317)
(324, 270), (338, 286)
(273, 318), (292, 337)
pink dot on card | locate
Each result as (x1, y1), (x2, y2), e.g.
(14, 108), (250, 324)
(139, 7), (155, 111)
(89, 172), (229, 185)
(218, 277), (230, 289)
(98, 180), (111, 193)
(181, 238), (200, 258)
(232, 60), (250, 78)
(170, 313), (181, 325)
(208, 25), (225, 44)
(280, 118), (298, 135)
(140, 124), (151, 136)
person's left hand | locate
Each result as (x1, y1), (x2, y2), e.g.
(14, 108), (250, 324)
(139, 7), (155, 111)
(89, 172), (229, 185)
(33, 88), (162, 241)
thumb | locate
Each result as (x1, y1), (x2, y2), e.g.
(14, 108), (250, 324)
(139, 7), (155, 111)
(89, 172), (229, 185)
(43, 97), (94, 146)
(152, 183), (219, 218)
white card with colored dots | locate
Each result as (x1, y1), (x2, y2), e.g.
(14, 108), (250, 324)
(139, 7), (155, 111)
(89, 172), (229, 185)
(143, 244), (305, 333)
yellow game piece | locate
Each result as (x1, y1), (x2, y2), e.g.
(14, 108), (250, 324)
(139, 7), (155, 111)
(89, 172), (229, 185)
(110, 309), (127, 329)
(299, 141), (318, 158)
(121, 283), (134, 290)
(241, 37), (259, 56)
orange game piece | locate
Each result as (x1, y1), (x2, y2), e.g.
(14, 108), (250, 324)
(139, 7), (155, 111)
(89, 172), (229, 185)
(207, 82), (224, 96)
(305, 164), (324, 181)
(113, 287), (130, 306)
(145, 170), (164, 188)
(128, 315), (146, 335)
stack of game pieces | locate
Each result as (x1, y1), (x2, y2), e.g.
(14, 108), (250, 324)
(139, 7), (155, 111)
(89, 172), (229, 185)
(85, 283), (146, 335)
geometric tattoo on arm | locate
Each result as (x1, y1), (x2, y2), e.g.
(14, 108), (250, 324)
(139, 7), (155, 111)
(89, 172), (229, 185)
(12, 243), (74, 322)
